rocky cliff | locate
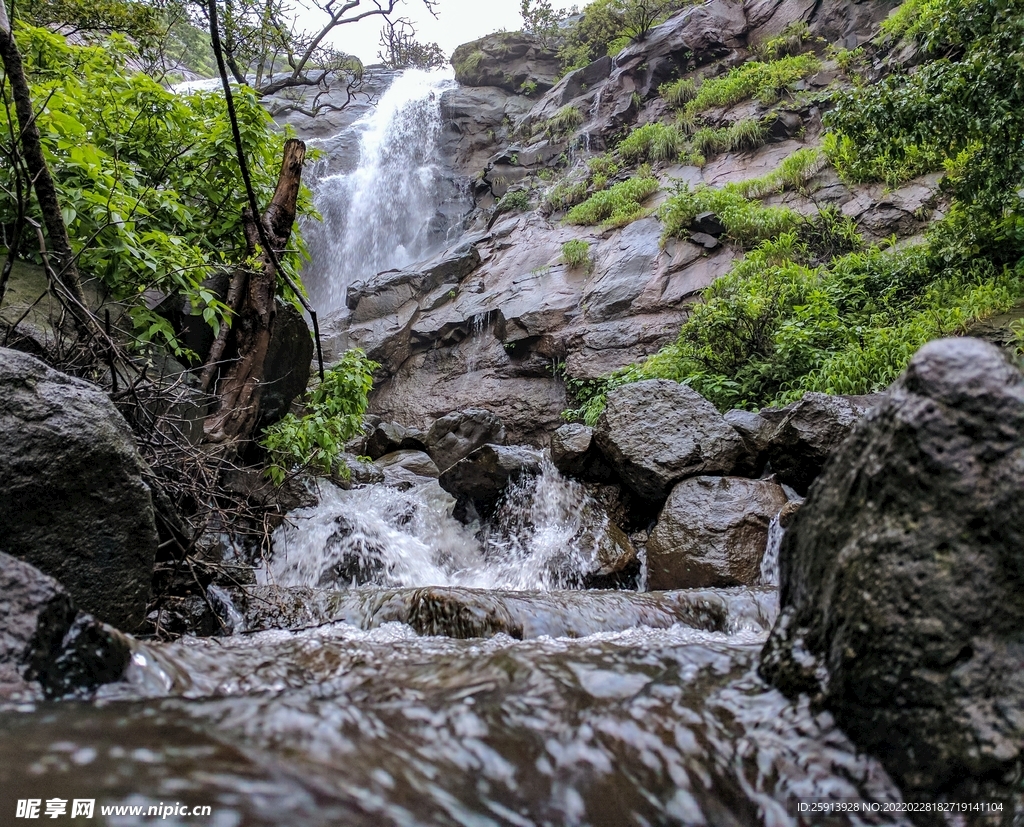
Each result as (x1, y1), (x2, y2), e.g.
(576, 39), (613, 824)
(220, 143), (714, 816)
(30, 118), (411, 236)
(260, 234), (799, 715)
(305, 0), (945, 444)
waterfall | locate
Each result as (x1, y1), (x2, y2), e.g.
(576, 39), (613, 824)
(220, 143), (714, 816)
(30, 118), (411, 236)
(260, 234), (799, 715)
(263, 462), (614, 591)
(301, 69), (462, 313)
(759, 512), (786, 587)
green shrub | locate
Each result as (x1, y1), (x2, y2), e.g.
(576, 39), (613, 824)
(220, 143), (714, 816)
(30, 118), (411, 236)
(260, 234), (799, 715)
(618, 121), (683, 164)
(496, 189), (532, 214)
(547, 105), (584, 136)
(565, 172), (660, 227)
(587, 153), (621, 178)
(690, 118), (768, 157)
(754, 21), (813, 60)
(562, 239), (593, 270)
(260, 350), (379, 484)
(567, 0), (1024, 420)
(0, 25), (313, 354)
(733, 147), (827, 197)
(659, 184), (802, 247)
(543, 179), (589, 213)
(659, 77), (698, 108)
(455, 50), (485, 78)
(685, 53), (821, 115)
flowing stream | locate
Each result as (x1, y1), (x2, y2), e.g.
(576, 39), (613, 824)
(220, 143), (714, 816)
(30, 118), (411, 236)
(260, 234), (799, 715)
(0, 73), (920, 826)
(0, 467), (917, 826)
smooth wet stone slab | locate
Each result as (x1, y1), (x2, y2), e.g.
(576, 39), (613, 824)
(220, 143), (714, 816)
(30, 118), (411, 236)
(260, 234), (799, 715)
(233, 585), (780, 640)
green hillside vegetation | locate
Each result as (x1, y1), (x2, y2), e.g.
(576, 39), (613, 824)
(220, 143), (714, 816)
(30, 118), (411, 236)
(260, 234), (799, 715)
(0, 24), (312, 353)
(564, 0), (1024, 422)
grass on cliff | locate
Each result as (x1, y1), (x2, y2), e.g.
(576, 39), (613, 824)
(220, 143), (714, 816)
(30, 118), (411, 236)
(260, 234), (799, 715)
(564, 0), (1024, 420)
(565, 170), (659, 228)
(684, 53), (821, 115)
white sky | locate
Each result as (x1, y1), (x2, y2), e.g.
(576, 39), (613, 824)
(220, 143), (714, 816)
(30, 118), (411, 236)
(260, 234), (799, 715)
(299, 0), (582, 64)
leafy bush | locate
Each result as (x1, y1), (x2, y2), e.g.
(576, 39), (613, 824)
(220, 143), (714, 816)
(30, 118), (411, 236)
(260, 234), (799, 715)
(566, 0), (1024, 421)
(562, 239), (593, 270)
(0, 26), (313, 352)
(618, 121), (683, 164)
(558, 0), (695, 72)
(685, 54), (821, 115)
(565, 171), (659, 227)
(496, 189), (532, 214)
(754, 21), (813, 60)
(659, 77), (698, 108)
(260, 350), (378, 484)
(690, 118), (768, 157)
(543, 179), (589, 213)
(546, 105), (584, 136)
(733, 147), (827, 198)
(660, 184), (802, 247)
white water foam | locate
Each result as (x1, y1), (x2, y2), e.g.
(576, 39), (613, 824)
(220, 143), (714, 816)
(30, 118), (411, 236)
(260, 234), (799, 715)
(263, 462), (616, 591)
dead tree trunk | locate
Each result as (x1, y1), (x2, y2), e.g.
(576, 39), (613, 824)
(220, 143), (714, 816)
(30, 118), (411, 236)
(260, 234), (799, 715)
(203, 138), (306, 447)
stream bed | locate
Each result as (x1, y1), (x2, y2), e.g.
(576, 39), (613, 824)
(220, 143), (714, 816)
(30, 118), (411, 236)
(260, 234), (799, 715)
(0, 471), (918, 826)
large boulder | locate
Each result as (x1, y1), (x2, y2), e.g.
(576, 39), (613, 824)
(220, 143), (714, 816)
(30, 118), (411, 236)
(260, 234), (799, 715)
(647, 477), (788, 590)
(761, 392), (866, 493)
(452, 32), (561, 95)
(0, 552), (131, 700)
(257, 301), (314, 428)
(363, 420), (429, 459)
(439, 444), (543, 520)
(375, 450), (440, 490)
(426, 408), (507, 472)
(594, 380), (745, 500)
(0, 349), (158, 630)
(761, 338), (1024, 797)
(0, 550), (75, 699)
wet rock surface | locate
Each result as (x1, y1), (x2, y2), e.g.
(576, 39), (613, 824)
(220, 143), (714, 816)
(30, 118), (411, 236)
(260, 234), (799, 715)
(761, 391), (869, 494)
(439, 444), (544, 519)
(647, 477), (789, 590)
(425, 408), (507, 472)
(0, 552), (131, 700)
(761, 338), (1024, 798)
(595, 379), (745, 500)
(0, 348), (158, 630)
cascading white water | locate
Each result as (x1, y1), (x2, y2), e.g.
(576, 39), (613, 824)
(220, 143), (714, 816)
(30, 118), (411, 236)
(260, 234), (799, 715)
(301, 69), (461, 312)
(759, 513), (786, 587)
(264, 462), (615, 591)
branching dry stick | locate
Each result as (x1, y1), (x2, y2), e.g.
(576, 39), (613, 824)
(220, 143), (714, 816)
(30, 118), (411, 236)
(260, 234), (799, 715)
(206, 0), (325, 397)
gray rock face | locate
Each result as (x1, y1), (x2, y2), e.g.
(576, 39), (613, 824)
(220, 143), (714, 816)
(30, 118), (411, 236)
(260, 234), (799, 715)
(760, 338), (1024, 796)
(723, 408), (773, 475)
(594, 380), (745, 500)
(550, 423), (616, 482)
(426, 408), (507, 472)
(364, 420), (428, 459)
(0, 552), (131, 700)
(331, 453), (386, 489)
(647, 477), (788, 589)
(452, 32), (561, 95)
(0, 550), (75, 698)
(375, 450), (440, 490)
(0, 349), (158, 630)
(762, 392), (865, 493)
(438, 444), (543, 520)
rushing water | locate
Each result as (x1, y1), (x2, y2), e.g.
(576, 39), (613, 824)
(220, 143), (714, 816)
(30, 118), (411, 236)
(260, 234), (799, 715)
(264, 463), (623, 592)
(0, 466), (931, 826)
(300, 69), (463, 313)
